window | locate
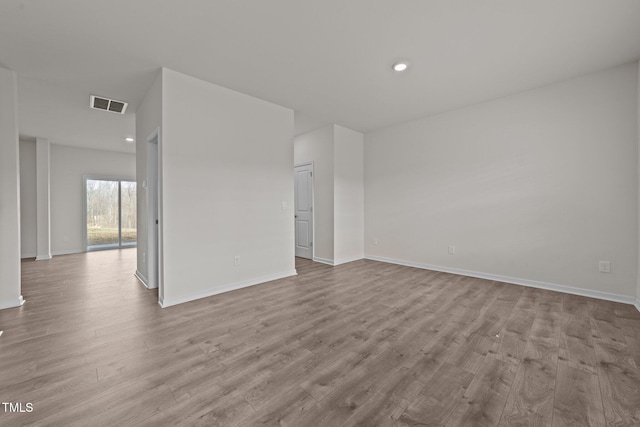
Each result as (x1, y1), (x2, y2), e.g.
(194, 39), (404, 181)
(85, 178), (136, 250)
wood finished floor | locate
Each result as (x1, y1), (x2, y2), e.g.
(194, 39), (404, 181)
(1, 249), (640, 426)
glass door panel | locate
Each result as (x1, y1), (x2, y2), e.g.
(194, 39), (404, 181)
(86, 178), (137, 250)
(86, 179), (119, 248)
(120, 181), (137, 245)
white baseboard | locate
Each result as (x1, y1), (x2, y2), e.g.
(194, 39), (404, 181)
(635, 297), (640, 313)
(23, 250), (83, 259)
(35, 254), (52, 261)
(365, 255), (636, 307)
(52, 248), (84, 256)
(336, 255), (365, 266)
(309, 256), (364, 266)
(334, 255), (364, 266)
(159, 269), (298, 308)
(0, 295), (25, 311)
(135, 270), (150, 289)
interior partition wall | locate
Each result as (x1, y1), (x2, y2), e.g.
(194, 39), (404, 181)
(83, 176), (137, 250)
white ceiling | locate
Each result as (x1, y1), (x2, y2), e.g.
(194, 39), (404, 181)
(2, 1), (640, 153)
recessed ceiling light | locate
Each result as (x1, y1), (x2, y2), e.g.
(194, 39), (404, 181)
(393, 62), (408, 72)
(125, 137), (134, 143)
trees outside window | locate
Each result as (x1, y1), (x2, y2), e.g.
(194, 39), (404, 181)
(86, 178), (136, 248)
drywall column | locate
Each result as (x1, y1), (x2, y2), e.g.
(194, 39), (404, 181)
(0, 67), (23, 310)
(293, 124), (365, 266)
(160, 68), (295, 307)
(333, 125), (364, 265)
(36, 137), (52, 260)
(293, 125), (335, 263)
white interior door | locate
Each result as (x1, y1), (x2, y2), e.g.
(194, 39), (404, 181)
(294, 164), (313, 259)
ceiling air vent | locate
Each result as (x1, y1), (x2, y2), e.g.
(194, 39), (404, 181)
(90, 95), (128, 114)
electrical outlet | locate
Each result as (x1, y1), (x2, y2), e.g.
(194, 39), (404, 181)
(373, 238), (378, 246)
(63, 236), (69, 242)
(234, 256), (240, 266)
(448, 245), (456, 255)
(142, 252), (146, 263)
(281, 201), (286, 210)
(599, 260), (610, 273)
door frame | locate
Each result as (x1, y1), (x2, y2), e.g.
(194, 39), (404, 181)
(82, 174), (137, 251)
(294, 161), (315, 260)
(146, 128), (162, 294)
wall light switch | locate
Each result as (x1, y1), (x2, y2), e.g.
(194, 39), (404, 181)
(281, 201), (286, 210)
(448, 245), (456, 255)
(599, 261), (610, 273)
(234, 256), (240, 266)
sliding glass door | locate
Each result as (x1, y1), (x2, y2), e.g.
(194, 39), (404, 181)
(85, 178), (136, 250)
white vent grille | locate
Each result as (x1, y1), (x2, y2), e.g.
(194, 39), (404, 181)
(90, 95), (128, 114)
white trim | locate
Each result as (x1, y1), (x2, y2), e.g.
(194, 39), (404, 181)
(35, 254), (52, 261)
(146, 127), (164, 304)
(365, 255), (636, 306)
(159, 270), (298, 308)
(146, 128), (161, 293)
(0, 295), (25, 310)
(310, 256), (364, 266)
(21, 253), (36, 259)
(333, 255), (364, 266)
(52, 248), (84, 256)
(0, 300), (16, 310)
(635, 297), (640, 313)
(313, 257), (335, 266)
(135, 270), (151, 289)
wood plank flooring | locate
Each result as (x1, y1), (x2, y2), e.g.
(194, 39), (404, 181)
(1, 249), (639, 426)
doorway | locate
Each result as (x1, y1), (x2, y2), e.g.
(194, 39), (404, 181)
(84, 177), (137, 250)
(146, 129), (160, 290)
(294, 163), (313, 259)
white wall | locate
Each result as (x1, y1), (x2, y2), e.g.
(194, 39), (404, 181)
(294, 125), (335, 262)
(0, 67), (23, 310)
(637, 59), (640, 310)
(293, 124), (364, 265)
(334, 125), (364, 264)
(45, 145), (135, 255)
(365, 62), (638, 301)
(20, 140), (37, 258)
(21, 143), (136, 257)
(135, 71), (162, 285)
(160, 68), (295, 307)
